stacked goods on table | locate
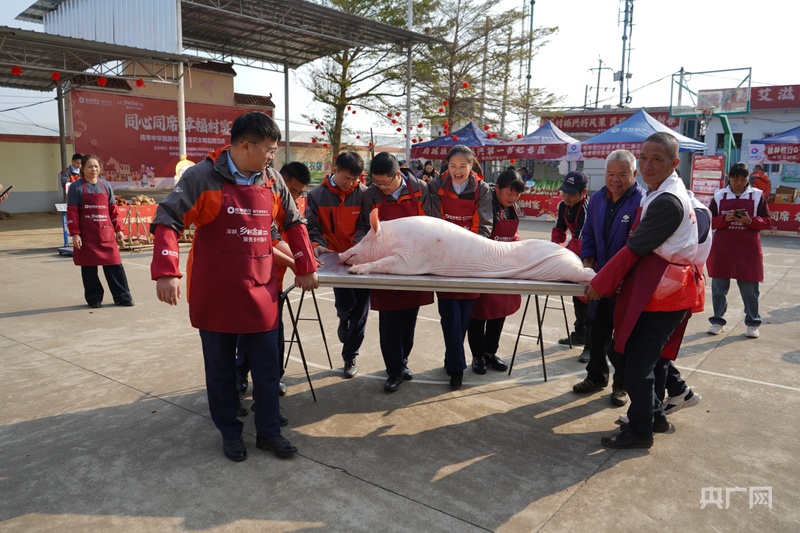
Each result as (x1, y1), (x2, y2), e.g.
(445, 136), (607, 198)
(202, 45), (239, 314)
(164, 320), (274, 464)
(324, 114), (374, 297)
(128, 194), (157, 205)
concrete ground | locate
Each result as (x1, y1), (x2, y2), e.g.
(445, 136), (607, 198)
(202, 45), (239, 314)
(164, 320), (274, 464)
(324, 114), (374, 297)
(1, 212), (798, 532)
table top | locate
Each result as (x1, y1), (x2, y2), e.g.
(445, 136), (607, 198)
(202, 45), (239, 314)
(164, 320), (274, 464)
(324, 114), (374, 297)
(314, 255), (588, 297)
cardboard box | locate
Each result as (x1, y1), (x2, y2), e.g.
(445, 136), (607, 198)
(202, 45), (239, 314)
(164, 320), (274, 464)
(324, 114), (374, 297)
(774, 186), (797, 204)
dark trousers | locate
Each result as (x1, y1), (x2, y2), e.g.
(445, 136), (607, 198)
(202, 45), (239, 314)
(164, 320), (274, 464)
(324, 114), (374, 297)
(438, 298), (474, 373)
(655, 358), (687, 403)
(379, 307), (420, 378)
(617, 310), (688, 437)
(586, 299), (621, 386)
(572, 297), (588, 336)
(237, 297), (286, 380)
(80, 264), (132, 305)
(467, 317), (505, 359)
(199, 329), (281, 440)
(334, 287), (371, 361)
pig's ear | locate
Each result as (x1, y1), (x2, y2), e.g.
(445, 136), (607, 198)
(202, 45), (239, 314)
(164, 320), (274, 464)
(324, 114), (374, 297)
(369, 207), (381, 236)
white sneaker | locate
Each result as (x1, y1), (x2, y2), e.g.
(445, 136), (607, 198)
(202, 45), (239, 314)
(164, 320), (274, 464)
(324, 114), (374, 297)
(618, 413), (629, 424)
(664, 387), (702, 416)
(746, 326), (760, 338)
(707, 323), (725, 335)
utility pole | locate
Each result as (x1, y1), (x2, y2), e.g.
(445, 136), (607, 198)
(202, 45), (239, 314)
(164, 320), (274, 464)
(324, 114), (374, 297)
(523, 0), (535, 135)
(405, 0), (412, 163)
(616, 0), (634, 107)
(588, 57), (613, 108)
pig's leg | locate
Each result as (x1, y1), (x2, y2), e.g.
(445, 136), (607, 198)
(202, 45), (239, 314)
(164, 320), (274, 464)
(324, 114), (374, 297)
(348, 255), (404, 275)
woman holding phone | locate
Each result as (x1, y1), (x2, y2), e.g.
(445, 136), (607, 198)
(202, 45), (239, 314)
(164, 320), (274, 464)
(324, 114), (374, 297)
(706, 162), (770, 338)
(66, 154), (134, 308)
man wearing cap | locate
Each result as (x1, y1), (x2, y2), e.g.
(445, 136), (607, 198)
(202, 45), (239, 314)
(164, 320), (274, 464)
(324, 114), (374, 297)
(551, 171), (589, 361)
(573, 150), (645, 407)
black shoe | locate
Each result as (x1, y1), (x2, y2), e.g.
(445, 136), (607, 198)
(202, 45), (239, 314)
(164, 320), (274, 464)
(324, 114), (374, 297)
(256, 435), (298, 457)
(601, 428), (654, 449)
(450, 370), (463, 390)
(88, 302), (102, 308)
(577, 347), (591, 364)
(278, 381), (287, 396)
(279, 407), (289, 427)
(402, 368), (413, 381)
(611, 384), (628, 406)
(236, 399), (248, 417)
(337, 319), (348, 343)
(116, 300), (135, 307)
(223, 436), (247, 461)
(572, 378), (607, 394)
(384, 375), (403, 392)
(620, 419), (672, 433)
(558, 332), (586, 346)
(343, 359), (358, 378)
(485, 354), (508, 372)
(471, 356), (487, 375)
(236, 374), (248, 394)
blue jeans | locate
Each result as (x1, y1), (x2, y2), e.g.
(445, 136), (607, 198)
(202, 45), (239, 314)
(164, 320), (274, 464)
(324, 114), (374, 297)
(710, 278), (761, 327)
(618, 310), (688, 437)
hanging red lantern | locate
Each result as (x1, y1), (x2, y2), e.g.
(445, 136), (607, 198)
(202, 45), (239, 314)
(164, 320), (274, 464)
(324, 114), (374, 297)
(483, 125), (490, 131)
(315, 125), (320, 130)
(510, 159), (516, 164)
(443, 121), (449, 128)
(387, 112), (393, 117)
(311, 138), (317, 143)
(51, 71), (61, 82)
(356, 135), (361, 139)
(347, 105), (352, 110)
(395, 112), (401, 117)
(97, 77), (107, 87)
(319, 121), (324, 125)
(321, 131), (326, 135)
(451, 135), (458, 141)
(352, 110), (356, 114)
(136, 78), (145, 87)
(396, 127), (402, 132)
(368, 141), (373, 147)
(443, 100), (449, 106)
(412, 138), (417, 143)
(311, 119), (315, 124)
(391, 119), (397, 124)
(517, 134), (523, 139)
(11, 66), (22, 76)
(323, 143), (328, 148)
(438, 107), (444, 113)
(444, 130), (450, 136)
(417, 123), (423, 129)
(462, 82), (470, 89)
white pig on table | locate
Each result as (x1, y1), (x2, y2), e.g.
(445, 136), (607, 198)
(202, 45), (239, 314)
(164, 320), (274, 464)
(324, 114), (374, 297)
(339, 210), (595, 284)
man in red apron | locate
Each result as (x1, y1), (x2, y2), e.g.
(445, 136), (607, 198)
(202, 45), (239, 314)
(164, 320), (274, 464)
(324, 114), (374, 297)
(551, 171), (591, 365)
(306, 152), (370, 378)
(66, 154), (134, 308)
(359, 152), (433, 392)
(467, 169), (524, 374)
(587, 132), (703, 449)
(706, 162), (771, 338)
(428, 145), (493, 389)
(151, 113), (317, 462)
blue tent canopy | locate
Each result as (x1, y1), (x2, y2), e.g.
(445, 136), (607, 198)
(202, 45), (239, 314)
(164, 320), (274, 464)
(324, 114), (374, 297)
(411, 122), (499, 160)
(752, 124), (800, 144)
(580, 109), (706, 156)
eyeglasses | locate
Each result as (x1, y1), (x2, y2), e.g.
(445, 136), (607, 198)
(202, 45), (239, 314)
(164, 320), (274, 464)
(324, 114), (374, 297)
(243, 139), (278, 155)
(372, 174), (399, 189)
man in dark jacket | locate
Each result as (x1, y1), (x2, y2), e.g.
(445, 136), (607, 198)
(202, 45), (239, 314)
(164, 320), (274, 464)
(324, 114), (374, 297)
(573, 150), (645, 407)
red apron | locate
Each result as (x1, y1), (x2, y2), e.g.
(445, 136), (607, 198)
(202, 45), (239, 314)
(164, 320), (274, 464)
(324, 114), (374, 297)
(707, 194), (764, 282)
(438, 177), (482, 300)
(187, 182), (279, 333)
(370, 179), (434, 311)
(471, 217), (522, 320)
(316, 178), (362, 253)
(73, 180), (122, 267)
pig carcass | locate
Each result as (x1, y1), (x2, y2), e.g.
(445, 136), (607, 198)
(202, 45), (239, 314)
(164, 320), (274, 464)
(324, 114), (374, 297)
(339, 211), (595, 284)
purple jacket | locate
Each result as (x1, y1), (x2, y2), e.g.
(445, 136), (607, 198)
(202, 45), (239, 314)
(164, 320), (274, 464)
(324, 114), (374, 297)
(580, 183), (646, 270)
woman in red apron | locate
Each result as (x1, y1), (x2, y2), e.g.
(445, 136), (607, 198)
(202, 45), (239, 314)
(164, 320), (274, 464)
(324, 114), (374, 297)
(467, 170), (525, 374)
(66, 154), (133, 308)
(428, 145), (493, 389)
(362, 152), (433, 392)
(706, 162), (771, 338)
